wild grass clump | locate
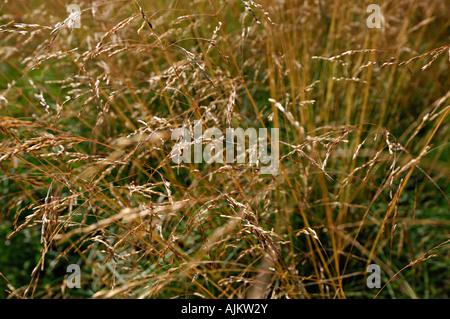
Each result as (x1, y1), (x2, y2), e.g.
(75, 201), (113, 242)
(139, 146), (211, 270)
(0, 0), (449, 298)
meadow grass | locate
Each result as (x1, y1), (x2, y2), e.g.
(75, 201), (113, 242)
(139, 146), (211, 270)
(0, 0), (449, 298)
